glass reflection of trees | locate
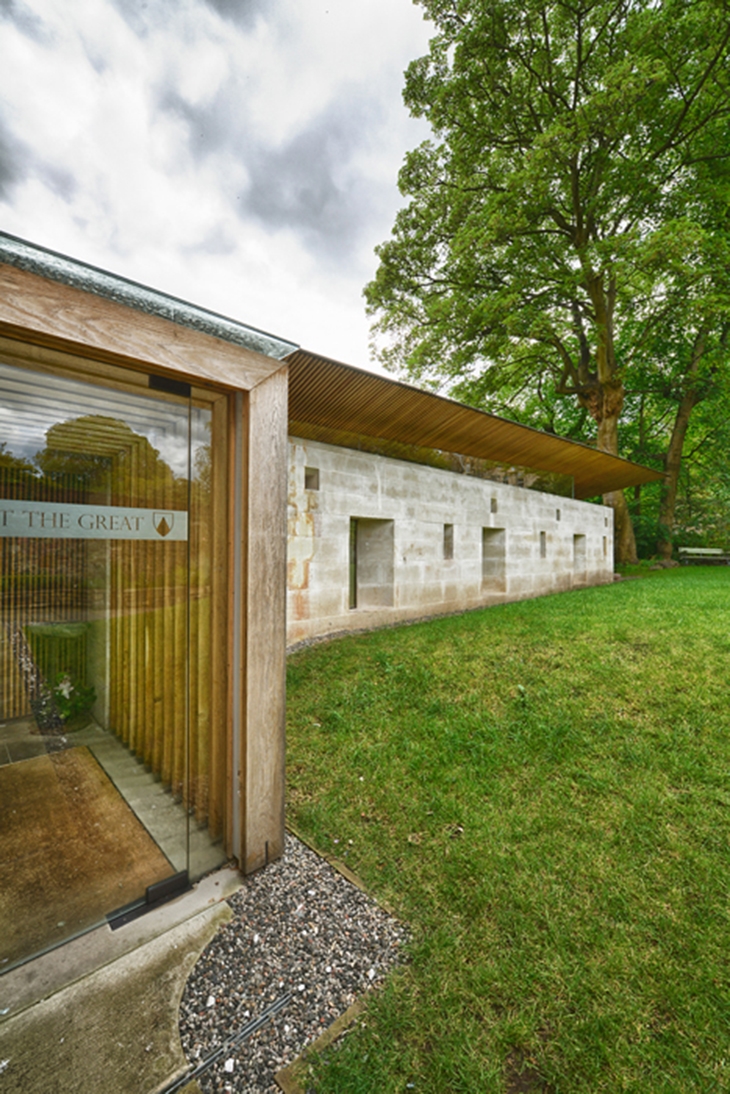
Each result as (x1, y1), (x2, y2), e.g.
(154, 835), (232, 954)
(1, 414), (214, 812)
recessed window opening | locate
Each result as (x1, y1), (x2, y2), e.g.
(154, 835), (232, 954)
(349, 518), (394, 609)
(443, 523), (454, 561)
(482, 527), (506, 588)
(603, 536), (607, 557)
(490, 498), (498, 514)
(556, 508), (561, 521)
(540, 531), (547, 558)
(304, 466), (319, 491)
(349, 518), (358, 609)
(574, 533), (587, 570)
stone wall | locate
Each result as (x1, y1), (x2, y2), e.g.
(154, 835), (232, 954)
(287, 437), (613, 646)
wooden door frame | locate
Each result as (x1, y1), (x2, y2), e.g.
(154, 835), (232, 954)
(0, 261), (287, 873)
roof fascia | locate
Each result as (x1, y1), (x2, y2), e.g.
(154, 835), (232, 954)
(0, 261), (288, 392)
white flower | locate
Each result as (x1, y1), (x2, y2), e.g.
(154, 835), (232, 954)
(56, 676), (73, 699)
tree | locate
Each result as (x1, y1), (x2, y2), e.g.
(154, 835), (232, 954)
(365, 0), (730, 562)
(673, 383), (730, 545)
(643, 320), (729, 558)
(619, 316), (730, 555)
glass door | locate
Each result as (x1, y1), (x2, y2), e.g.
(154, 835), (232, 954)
(0, 359), (227, 971)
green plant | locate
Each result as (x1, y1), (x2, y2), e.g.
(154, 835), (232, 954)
(51, 672), (96, 722)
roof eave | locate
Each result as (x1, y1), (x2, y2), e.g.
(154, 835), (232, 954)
(0, 232), (299, 361)
(287, 348), (663, 498)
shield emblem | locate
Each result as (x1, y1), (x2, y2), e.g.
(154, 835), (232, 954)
(153, 512), (174, 538)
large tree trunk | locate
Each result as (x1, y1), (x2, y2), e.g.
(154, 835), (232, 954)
(657, 396), (698, 558)
(592, 381), (639, 565)
(605, 488), (638, 564)
(580, 276), (639, 565)
(656, 333), (707, 558)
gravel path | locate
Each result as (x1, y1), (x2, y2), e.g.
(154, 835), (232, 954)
(178, 833), (407, 1093)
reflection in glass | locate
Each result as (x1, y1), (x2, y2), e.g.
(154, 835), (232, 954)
(0, 361), (225, 970)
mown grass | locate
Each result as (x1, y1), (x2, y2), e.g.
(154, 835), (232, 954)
(286, 568), (730, 1093)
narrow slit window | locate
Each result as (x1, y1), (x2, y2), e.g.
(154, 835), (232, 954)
(490, 498), (498, 514)
(304, 466), (319, 491)
(556, 508), (561, 521)
(349, 518), (357, 609)
(540, 531), (547, 559)
(443, 523), (454, 560)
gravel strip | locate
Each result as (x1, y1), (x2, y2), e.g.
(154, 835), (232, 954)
(178, 833), (407, 1093)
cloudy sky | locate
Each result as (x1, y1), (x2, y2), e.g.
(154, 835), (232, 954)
(0, 0), (432, 370)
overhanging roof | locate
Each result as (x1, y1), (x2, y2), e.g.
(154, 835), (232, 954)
(287, 349), (663, 500)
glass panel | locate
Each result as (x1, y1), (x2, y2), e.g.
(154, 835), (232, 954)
(0, 361), (226, 971)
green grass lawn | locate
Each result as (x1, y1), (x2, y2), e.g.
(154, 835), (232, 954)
(286, 568), (730, 1093)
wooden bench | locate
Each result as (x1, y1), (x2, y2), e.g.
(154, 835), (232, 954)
(678, 547), (730, 566)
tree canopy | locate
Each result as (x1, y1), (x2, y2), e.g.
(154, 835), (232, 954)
(366, 0), (730, 560)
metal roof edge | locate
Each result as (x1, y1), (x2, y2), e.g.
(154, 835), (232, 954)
(0, 232), (299, 361)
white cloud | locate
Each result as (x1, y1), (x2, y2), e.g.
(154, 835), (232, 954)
(0, 0), (431, 369)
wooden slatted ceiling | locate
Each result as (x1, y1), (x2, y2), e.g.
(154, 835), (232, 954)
(287, 349), (663, 500)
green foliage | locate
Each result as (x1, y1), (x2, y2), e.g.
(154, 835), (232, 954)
(51, 672), (96, 723)
(366, 0), (730, 559)
(288, 570), (730, 1092)
(367, 0), (730, 403)
(672, 399), (730, 546)
(31, 673), (97, 730)
(619, 323), (730, 553)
